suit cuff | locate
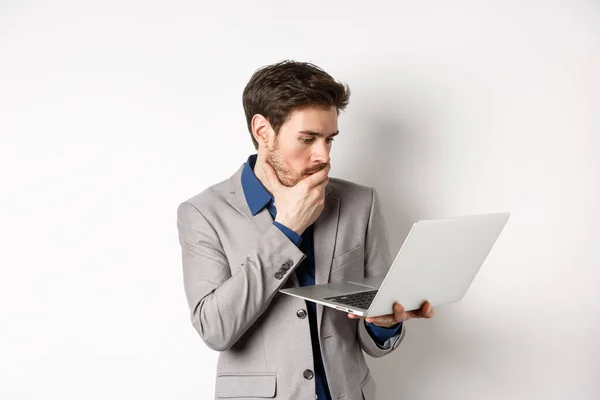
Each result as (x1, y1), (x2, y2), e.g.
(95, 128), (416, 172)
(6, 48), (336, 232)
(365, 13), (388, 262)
(365, 321), (403, 349)
(273, 222), (303, 247)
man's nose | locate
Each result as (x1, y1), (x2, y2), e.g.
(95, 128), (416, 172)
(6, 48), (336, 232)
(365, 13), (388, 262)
(312, 141), (331, 165)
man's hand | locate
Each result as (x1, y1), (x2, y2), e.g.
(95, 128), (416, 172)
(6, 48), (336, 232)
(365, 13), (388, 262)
(262, 162), (330, 236)
(347, 301), (435, 327)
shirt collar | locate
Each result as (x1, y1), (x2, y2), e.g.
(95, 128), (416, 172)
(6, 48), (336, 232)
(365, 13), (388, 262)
(241, 154), (273, 216)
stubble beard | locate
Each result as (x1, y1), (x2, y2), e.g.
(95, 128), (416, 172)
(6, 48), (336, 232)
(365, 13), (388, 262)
(266, 143), (297, 187)
(265, 137), (328, 187)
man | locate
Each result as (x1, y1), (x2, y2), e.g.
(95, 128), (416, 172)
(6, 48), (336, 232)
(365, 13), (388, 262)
(177, 60), (434, 400)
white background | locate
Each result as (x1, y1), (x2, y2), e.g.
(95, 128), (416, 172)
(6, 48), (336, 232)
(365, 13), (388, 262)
(1, 1), (598, 399)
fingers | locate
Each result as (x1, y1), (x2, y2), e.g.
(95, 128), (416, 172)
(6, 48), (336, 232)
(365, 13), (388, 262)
(347, 302), (435, 324)
(348, 304), (405, 325)
(406, 301), (435, 319)
(422, 301), (435, 318)
(313, 178), (329, 198)
(393, 303), (408, 322)
(362, 303), (405, 326)
(365, 315), (397, 326)
(305, 164), (331, 188)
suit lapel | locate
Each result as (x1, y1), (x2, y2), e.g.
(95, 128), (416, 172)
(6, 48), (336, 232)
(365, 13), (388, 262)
(227, 164), (272, 232)
(227, 164), (341, 301)
(227, 164), (300, 288)
(314, 188), (340, 331)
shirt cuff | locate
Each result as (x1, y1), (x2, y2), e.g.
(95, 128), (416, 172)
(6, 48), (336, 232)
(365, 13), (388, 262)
(273, 222), (303, 247)
(365, 320), (403, 348)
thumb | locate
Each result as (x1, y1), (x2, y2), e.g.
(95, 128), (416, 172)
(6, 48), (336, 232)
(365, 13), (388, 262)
(262, 162), (283, 190)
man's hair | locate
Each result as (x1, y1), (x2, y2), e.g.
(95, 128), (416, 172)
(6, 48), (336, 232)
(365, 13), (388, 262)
(242, 60), (351, 149)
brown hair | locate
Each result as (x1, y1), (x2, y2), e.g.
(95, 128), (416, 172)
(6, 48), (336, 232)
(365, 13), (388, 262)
(242, 60), (351, 149)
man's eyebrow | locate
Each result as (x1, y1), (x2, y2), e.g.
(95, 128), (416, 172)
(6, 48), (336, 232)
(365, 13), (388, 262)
(298, 130), (339, 137)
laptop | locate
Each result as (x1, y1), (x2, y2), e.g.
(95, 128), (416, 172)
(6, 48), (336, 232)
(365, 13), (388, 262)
(279, 212), (510, 317)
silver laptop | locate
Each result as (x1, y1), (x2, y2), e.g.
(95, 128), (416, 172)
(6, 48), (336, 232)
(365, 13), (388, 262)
(279, 212), (510, 317)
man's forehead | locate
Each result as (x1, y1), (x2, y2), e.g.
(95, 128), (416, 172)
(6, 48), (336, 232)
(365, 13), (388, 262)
(278, 107), (338, 135)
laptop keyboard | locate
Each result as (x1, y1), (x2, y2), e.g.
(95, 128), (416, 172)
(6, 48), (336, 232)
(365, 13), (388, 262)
(324, 290), (378, 310)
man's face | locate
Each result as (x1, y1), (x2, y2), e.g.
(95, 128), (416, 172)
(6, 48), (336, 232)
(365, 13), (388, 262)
(265, 106), (338, 187)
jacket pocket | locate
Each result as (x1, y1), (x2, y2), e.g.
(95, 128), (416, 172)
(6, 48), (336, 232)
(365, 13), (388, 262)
(215, 372), (276, 398)
(332, 244), (364, 270)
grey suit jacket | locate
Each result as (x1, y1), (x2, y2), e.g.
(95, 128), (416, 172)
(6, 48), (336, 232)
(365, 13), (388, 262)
(177, 163), (405, 400)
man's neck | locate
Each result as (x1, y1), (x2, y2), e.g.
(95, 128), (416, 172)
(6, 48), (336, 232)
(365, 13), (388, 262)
(252, 153), (274, 196)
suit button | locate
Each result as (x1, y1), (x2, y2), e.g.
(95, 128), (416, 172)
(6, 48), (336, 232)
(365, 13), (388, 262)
(296, 309), (307, 319)
(274, 272), (283, 280)
(303, 369), (314, 380)
(284, 259), (293, 267)
(281, 264), (290, 271)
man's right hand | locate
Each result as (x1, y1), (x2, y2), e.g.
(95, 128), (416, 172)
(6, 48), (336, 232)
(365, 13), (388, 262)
(262, 162), (330, 236)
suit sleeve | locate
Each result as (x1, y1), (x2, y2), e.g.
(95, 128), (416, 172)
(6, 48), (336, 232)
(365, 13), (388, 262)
(357, 188), (406, 357)
(177, 201), (306, 351)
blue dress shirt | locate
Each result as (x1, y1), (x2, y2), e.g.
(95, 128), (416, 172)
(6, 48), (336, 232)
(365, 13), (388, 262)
(241, 154), (401, 400)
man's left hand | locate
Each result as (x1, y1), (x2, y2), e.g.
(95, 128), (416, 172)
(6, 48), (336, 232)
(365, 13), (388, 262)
(347, 301), (435, 328)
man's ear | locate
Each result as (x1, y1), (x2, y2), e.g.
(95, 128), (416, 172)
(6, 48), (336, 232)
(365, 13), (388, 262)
(251, 114), (273, 149)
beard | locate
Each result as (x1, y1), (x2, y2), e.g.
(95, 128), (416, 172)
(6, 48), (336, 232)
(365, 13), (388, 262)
(266, 138), (327, 187)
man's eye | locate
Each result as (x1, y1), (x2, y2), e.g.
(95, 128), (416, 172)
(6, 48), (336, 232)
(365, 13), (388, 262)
(301, 138), (314, 144)
(326, 138), (335, 143)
